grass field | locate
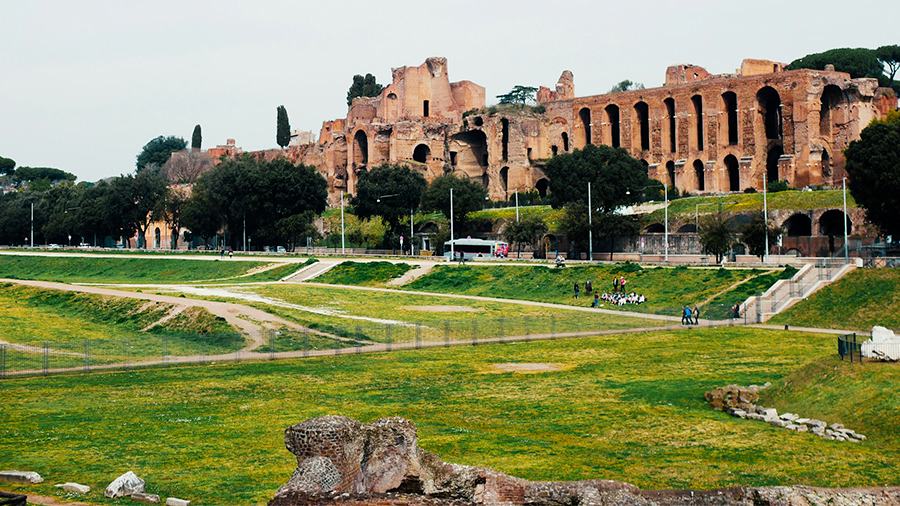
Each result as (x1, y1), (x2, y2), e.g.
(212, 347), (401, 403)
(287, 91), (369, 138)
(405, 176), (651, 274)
(313, 261), (412, 286)
(643, 189), (856, 222)
(0, 283), (242, 370)
(400, 263), (788, 318)
(770, 268), (900, 331)
(1, 327), (897, 506)
(0, 254), (303, 284)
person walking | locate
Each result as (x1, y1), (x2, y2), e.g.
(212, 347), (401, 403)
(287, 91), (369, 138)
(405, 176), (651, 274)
(592, 293), (599, 308)
(613, 276), (619, 293)
(732, 302), (741, 319)
(573, 281), (580, 299)
(620, 276), (627, 293)
(682, 306), (693, 325)
(693, 305), (700, 325)
(585, 279), (592, 294)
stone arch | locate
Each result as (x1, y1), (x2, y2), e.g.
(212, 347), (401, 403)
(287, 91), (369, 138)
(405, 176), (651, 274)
(691, 95), (704, 151)
(605, 104), (620, 148)
(819, 209), (852, 236)
(664, 98), (676, 153)
(677, 224), (698, 233)
(666, 160), (675, 187)
(644, 223), (665, 233)
(561, 132), (569, 152)
(693, 159), (705, 192)
(820, 85), (843, 139)
(413, 144), (430, 163)
(766, 145), (784, 183)
(500, 166), (509, 196)
(721, 91), (738, 146)
(353, 130), (368, 166)
(449, 130), (488, 171)
(725, 155), (740, 192)
(634, 101), (650, 151)
(783, 213), (812, 236)
(535, 178), (549, 197)
(578, 107), (592, 146)
(757, 86), (782, 141)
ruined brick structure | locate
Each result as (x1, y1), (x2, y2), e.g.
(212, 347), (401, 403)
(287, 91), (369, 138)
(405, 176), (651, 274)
(217, 57), (896, 208)
(270, 415), (900, 506)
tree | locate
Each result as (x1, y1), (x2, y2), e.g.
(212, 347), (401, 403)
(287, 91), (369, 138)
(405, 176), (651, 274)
(698, 214), (734, 263)
(346, 73), (383, 106)
(423, 174), (488, 226)
(13, 166), (76, 183)
(608, 80), (645, 93)
(353, 164), (427, 236)
(496, 85), (538, 106)
(161, 150), (214, 183)
(276, 105), (291, 149)
(844, 114), (900, 238)
(107, 169), (168, 247)
(741, 212), (782, 261)
(153, 185), (189, 249)
(503, 214), (548, 258)
(136, 136), (187, 172)
(876, 45), (900, 89)
(191, 124), (202, 151)
(789, 48), (883, 80)
(0, 156), (15, 175)
(276, 212), (321, 251)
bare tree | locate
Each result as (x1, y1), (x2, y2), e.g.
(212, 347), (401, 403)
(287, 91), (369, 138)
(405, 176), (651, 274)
(161, 150), (215, 184)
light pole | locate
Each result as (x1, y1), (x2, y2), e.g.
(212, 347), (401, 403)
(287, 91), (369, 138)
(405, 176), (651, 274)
(763, 171), (769, 264)
(30, 202), (34, 248)
(450, 188), (455, 261)
(627, 184), (668, 262)
(340, 190), (345, 256)
(843, 177), (849, 262)
(588, 181), (593, 262)
(376, 194), (413, 255)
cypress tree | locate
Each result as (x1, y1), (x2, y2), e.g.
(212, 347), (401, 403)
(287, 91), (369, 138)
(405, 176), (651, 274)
(276, 105), (291, 148)
(191, 124), (202, 151)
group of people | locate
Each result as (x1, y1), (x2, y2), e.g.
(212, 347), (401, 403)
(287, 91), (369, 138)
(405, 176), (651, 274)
(682, 305), (701, 325)
(572, 277), (647, 308)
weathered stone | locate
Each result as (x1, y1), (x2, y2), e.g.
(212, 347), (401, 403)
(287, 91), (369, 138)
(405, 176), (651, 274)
(165, 498), (190, 506)
(0, 470), (43, 484)
(55, 482), (90, 494)
(105, 471), (146, 498)
(131, 492), (160, 504)
(769, 419), (789, 428)
(795, 424), (808, 433)
(779, 413), (798, 421)
(829, 423), (845, 431)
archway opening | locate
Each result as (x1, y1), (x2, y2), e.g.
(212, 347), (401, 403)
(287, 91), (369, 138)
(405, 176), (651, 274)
(605, 104), (620, 148)
(725, 155), (740, 192)
(501, 118), (509, 162)
(561, 132), (569, 152)
(413, 144), (430, 163)
(822, 149), (832, 183)
(354, 130), (368, 166)
(820, 85), (843, 139)
(154, 227), (161, 249)
(819, 209), (852, 236)
(664, 98), (676, 152)
(766, 145), (784, 183)
(783, 213), (812, 236)
(535, 178), (549, 198)
(677, 224), (698, 233)
(500, 166), (509, 197)
(644, 223), (665, 233)
(693, 159), (705, 191)
(757, 86), (782, 140)
(691, 95), (704, 151)
(634, 101), (650, 151)
(722, 91), (738, 145)
(579, 107), (592, 146)
(666, 161), (675, 187)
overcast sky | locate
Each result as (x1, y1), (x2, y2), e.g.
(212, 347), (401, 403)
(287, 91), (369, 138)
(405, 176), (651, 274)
(1, 0), (892, 182)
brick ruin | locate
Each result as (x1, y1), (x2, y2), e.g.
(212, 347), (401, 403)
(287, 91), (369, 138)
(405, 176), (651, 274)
(269, 415), (900, 506)
(216, 57), (896, 207)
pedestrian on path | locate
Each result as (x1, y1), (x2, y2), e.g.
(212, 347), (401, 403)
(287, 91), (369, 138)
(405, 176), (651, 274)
(592, 293), (599, 308)
(574, 281), (580, 299)
(613, 276), (619, 293)
(620, 276), (627, 293)
(732, 302), (741, 319)
(693, 305), (700, 325)
(682, 306), (692, 325)
(585, 280), (592, 294)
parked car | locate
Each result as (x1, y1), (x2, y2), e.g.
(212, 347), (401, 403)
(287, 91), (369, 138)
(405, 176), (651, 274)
(276, 246), (287, 253)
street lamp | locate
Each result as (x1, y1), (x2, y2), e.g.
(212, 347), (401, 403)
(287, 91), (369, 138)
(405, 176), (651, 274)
(627, 184), (668, 262)
(842, 177), (849, 263)
(377, 194), (415, 255)
(450, 188), (455, 261)
(695, 201), (737, 231)
(763, 170), (769, 264)
(340, 190), (346, 256)
(588, 182), (593, 262)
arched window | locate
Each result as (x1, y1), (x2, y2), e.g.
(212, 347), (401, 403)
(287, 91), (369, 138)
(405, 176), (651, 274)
(757, 87), (782, 141)
(605, 104), (620, 148)
(767, 145), (784, 183)
(561, 132), (569, 152)
(725, 155), (740, 192)
(413, 144), (430, 163)
(354, 130), (368, 166)
(634, 102), (650, 151)
(691, 95), (704, 151)
(783, 214), (812, 236)
(500, 167), (509, 196)
(664, 98), (676, 153)
(693, 159), (705, 191)
(666, 160), (675, 187)
(579, 107), (592, 146)
(535, 178), (549, 197)
(501, 118), (509, 162)
(722, 92), (738, 145)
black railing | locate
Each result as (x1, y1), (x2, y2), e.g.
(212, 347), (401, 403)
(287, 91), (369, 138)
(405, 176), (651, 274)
(0, 492), (27, 506)
(838, 333), (861, 363)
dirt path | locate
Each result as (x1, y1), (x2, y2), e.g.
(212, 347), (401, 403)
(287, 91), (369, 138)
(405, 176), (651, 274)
(697, 269), (778, 307)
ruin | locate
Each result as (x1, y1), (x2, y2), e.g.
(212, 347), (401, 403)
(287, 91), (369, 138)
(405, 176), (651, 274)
(226, 56), (896, 206)
(269, 415), (900, 506)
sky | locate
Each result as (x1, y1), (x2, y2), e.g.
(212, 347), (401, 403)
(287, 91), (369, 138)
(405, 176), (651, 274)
(0, 0), (893, 183)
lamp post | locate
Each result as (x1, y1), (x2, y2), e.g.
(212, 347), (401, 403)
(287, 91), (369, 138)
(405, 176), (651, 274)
(30, 202), (34, 248)
(627, 184), (668, 262)
(763, 170), (769, 264)
(450, 188), (455, 261)
(340, 190), (345, 256)
(843, 177), (849, 262)
(588, 182), (593, 262)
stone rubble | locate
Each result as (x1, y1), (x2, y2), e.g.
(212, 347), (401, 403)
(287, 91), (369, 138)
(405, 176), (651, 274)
(166, 497), (191, 506)
(0, 470), (44, 484)
(55, 482), (90, 494)
(105, 471), (146, 498)
(131, 492), (161, 503)
(704, 384), (867, 443)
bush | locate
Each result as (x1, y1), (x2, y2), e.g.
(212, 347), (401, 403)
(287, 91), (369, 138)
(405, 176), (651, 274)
(768, 180), (790, 192)
(744, 187), (757, 194)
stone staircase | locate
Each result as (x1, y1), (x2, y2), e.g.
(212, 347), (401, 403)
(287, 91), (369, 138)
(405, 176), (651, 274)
(742, 259), (859, 323)
(281, 260), (340, 282)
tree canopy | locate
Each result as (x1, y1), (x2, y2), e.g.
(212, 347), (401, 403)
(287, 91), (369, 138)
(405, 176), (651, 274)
(698, 214), (734, 264)
(741, 212), (782, 261)
(191, 124), (202, 151)
(876, 45), (900, 88)
(136, 136), (187, 172)
(14, 166), (77, 183)
(497, 85), (538, 106)
(608, 80), (645, 93)
(353, 164), (427, 233)
(346, 74), (384, 106)
(503, 214), (548, 259)
(0, 156), (15, 175)
(845, 113), (900, 239)
(276, 105), (291, 149)
(423, 174), (488, 225)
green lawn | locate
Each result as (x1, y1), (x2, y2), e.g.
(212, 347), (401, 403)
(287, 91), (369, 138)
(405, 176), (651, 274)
(0, 254), (297, 284)
(313, 261), (412, 286)
(0, 283), (242, 371)
(644, 189), (856, 222)
(770, 268), (900, 331)
(402, 263), (786, 318)
(1, 327), (897, 506)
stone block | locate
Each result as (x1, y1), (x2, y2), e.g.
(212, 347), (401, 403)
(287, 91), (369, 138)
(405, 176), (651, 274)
(795, 425), (808, 433)
(779, 413), (798, 421)
(828, 423), (845, 431)
(769, 419), (789, 428)
(55, 482), (90, 494)
(105, 471), (146, 498)
(0, 471), (44, 484)
(131, 492), (161, 504)
(761, 408), (778, 419)
(166, 498), (190, 506)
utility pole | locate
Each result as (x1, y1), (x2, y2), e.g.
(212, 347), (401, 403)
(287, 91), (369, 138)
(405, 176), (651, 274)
(763, 171), (769, 264)
(588, 182), (593, 262)
(843, 177), (849, 262)
(450, 188), (455, 261)
(340, 190), (346, 255)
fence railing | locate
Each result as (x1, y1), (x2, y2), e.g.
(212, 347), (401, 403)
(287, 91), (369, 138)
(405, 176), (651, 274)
(837, 333), (862, 363)
(0, 313), (720, 378)
(837, 333), (900, 363)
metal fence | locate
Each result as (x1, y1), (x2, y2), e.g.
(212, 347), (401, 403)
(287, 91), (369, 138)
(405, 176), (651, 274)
(837, 333), (863, 363)
(0, 314), (708, 378)
(837, 333), (900, 364)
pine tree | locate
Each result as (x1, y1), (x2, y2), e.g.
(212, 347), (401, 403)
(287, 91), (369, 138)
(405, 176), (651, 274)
(191, 125), (202, 151)
(276, 105), (291, 149)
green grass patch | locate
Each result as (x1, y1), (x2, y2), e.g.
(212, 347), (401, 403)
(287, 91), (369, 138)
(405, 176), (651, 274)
(233, 259), (317, 283)
(404, 263), (786, 318)
(468, 206), (565, 230)
(770, 268), (900, 331)
(645, 190), (856, 222)
(0, 254), (289, 284)
(314, 261), (412, 287)
(702, 266), (798, 320)
(0, 327), (897, 505)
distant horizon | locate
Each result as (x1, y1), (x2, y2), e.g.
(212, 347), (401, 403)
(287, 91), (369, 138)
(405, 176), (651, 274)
(1, 0), (892, 183)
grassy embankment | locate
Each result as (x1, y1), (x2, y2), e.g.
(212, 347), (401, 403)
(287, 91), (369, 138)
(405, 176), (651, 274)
(0, 254), (309, 284)
(770, 268), (900, 331)
(0, 283), (242, 370)
(313, 261), (412, 287)
(643, 189), (856, 223)
(0, 327), (897, 505)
